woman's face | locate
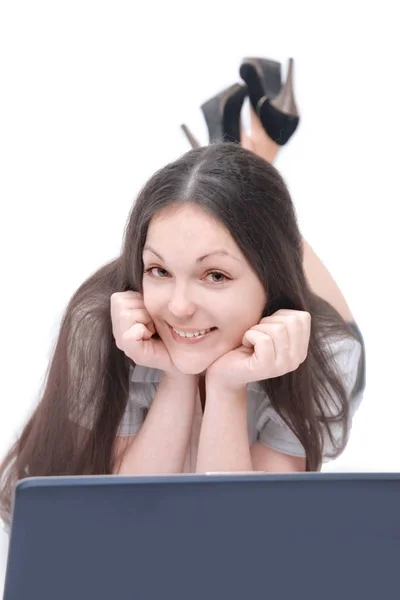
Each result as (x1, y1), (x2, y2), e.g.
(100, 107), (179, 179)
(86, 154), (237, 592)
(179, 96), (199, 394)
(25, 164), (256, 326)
(142, 203), (267, 375)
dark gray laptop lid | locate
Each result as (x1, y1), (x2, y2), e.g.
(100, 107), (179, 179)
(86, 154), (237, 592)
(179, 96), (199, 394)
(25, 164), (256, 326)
(3, 473), (400, 600)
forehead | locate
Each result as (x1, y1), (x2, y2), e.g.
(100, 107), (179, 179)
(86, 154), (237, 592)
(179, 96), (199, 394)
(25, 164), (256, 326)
(145, 204), (236, 250)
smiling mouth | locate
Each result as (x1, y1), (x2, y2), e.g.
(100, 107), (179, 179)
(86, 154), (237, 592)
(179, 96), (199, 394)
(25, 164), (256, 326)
(167, 324), (217, 342)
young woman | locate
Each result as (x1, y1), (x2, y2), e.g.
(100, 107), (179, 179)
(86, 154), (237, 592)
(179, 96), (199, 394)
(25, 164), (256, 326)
(0, 142), (364, 528)
(182, 53), (365, 397)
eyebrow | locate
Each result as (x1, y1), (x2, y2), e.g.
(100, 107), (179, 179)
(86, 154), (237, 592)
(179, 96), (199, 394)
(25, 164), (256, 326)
(143, 245), (241, 263)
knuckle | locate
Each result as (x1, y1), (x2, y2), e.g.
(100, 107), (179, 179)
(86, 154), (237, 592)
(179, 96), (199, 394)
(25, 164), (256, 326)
(284, 314), (301, 330)
(111, 291), (143, 307)
(110, 292), (122, 307)
(130, 290), (143, 299)
(120, 308), (134, 321)
(286, 315), (298, 326)
(132, 308), (149, 324)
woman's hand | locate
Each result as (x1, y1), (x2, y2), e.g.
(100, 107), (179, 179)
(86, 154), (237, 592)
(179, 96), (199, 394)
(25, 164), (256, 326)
(206, 309), (311, 390)
(111, 291), (178, 375)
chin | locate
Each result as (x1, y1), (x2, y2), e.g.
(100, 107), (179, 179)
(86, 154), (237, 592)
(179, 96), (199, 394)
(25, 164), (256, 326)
(170, 356), (214, 376)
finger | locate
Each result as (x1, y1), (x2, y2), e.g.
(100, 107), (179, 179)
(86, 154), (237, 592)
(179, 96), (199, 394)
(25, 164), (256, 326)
(260, 309), (308, 321)
(256, 318), (299, 364)
(130, 309), (156, 334)
(260, 311), (311, 364)
(123, 291), (143, 302)
(111, 291), (143, 308)
(300, 312), (312, 361)
(145, 319), (156, 335)
(123, 323), (153, 343)
(276, 311), (311, 363)
(242, 329), (275, 364)
(249, 323), (290, 363)
(116, 308), (156, 335)
(242, 332), (254, 349)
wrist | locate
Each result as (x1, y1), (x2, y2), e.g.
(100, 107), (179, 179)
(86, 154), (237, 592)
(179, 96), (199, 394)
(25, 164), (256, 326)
(163, 371), (199, 386)
(205, 372), (247, 397)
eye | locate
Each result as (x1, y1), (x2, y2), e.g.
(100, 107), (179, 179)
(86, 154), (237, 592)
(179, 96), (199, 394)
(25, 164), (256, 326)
(144, 267), (169, 278)
(205, 271), (229, 284)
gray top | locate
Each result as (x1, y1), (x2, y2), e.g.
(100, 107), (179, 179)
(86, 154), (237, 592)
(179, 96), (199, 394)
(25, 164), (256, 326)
(2, 332), (363, 535)
(118, 333), (363, 464)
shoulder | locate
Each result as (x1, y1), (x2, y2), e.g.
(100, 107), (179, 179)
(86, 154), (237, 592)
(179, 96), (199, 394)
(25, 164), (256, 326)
(319, 326), (365, 399)
(249, 328), (365, 460)
(130, 364), (164, 385)
(128, 364), (163, 408)
(321, 329), (362, 364)
(117, 364), (162, 436)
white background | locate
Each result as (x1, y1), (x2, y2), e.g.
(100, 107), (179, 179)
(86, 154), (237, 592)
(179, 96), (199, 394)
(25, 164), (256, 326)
(1, 0), (399, 593)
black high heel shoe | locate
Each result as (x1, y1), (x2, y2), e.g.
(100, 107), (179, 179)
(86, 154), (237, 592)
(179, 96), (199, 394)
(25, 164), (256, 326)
(240, 57), (299, 146)
(239, 57), (282, 103)
(181, 83), (247, 148)
(180, 124), (201, 148)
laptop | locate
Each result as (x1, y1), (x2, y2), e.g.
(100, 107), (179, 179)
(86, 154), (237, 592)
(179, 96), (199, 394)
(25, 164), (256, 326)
(3, 472), (400, 600)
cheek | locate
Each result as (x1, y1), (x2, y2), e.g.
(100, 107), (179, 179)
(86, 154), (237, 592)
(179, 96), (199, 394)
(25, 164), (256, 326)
(142, 283), (162, 317)
(217, 292), (266, 344)
(223, 317), (252, 346)
(212, 309), (252, 351)
(220, 291), (265, 326)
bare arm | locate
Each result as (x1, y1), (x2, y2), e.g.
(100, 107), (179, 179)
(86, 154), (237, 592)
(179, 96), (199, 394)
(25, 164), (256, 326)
(196, 381), (253, 473)
(114, 373), (198, 474)
(196, 379), (306, 474)
(250, 442), (305, 472)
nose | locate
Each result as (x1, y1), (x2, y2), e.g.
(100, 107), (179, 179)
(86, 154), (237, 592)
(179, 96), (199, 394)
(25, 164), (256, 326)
(168, 283), (196, 319)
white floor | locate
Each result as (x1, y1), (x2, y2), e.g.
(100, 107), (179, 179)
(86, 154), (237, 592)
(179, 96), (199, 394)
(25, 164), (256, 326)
(2, 1), (400, 595)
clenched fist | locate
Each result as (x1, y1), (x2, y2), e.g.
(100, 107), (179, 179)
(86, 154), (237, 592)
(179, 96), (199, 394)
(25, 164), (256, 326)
(110, 291), (177, 374)
(207, 309), (311, 389)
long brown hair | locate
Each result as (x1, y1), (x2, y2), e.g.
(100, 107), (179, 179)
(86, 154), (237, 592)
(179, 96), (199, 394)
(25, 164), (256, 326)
(0, 143), (358, 525)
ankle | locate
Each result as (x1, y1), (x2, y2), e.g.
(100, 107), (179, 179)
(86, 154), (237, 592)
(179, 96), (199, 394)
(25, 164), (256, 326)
(250, 129), (280, 163)
(248, 106), (280, 163)
(258, 135), (280, 163)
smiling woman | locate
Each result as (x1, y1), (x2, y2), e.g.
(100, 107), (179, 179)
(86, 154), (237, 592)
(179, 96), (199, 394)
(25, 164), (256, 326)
(0, 143), (364, 529)
(141, 204), (267, 376)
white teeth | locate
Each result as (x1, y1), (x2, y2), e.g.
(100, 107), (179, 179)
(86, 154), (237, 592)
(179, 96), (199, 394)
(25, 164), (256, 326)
(173, 327), (211, 338)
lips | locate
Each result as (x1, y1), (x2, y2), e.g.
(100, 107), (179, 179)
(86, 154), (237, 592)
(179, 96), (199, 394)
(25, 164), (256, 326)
(172, 326), (212, 338)
(168, 324), (216, 344)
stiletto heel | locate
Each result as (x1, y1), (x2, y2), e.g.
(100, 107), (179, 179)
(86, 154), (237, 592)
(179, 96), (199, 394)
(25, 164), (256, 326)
(180, 124), (201, 149)
(269, 58), (298, 116)
(200, 83), (247, 144)
(239, 57), (282, 105)
(240, 57), (300, 146)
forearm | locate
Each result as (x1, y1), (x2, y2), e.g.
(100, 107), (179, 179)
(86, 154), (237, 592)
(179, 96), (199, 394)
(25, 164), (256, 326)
(117, 373), (198, 474)
(196, 379), (253, 473)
